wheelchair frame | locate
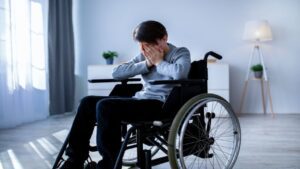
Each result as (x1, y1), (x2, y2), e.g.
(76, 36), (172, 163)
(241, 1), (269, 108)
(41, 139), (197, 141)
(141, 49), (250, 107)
(52, 51), (241, 169)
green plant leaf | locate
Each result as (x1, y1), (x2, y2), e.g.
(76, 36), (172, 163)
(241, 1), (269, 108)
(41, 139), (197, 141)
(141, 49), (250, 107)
(250, 64), (263, 72)
(102, 51), (118, 59)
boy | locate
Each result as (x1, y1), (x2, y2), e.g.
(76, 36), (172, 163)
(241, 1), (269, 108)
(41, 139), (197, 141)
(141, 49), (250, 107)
(60, 20), (191, 169)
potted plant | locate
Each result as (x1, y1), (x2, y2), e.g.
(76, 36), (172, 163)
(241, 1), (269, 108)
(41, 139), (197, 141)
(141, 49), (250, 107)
(102, 51), (118, 65)
(251, 64), (263, 78)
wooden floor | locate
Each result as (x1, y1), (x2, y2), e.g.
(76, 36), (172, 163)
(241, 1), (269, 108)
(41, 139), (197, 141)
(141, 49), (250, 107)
(0, 113), (299, 169)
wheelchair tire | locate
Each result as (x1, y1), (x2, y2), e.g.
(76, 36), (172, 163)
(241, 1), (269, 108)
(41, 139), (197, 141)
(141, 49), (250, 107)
(168, 93), (241, 169)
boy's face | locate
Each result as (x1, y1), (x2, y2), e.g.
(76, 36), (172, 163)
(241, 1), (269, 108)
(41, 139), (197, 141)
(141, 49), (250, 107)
(139, 35), (168, 53)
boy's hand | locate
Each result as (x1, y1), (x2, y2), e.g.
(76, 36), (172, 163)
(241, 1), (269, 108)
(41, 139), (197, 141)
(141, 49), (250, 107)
(145, 59), (154, 68)
(141, 46), (154, 68)
(143, 45), (164, 66)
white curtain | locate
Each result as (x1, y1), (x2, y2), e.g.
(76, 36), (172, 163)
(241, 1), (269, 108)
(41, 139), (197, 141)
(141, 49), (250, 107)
(0, 0), (48, 128)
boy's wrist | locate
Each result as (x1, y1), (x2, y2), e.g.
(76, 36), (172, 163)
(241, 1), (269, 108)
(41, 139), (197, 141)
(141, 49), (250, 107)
(146, 60), (154, 68)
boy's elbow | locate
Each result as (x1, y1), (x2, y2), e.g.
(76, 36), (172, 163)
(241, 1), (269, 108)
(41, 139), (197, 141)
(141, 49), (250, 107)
(173, 70), (189, 80)
(173, 65), (190, 80)
(173, 73), (188, 80)
(112, 71), (122, 80)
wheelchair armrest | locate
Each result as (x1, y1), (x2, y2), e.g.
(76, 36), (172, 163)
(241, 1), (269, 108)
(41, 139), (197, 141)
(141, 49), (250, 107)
(88, 78), (141, 85)
(149, 79), (206, 85)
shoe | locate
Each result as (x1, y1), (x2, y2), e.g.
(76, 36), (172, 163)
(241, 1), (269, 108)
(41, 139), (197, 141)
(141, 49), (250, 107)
(59, 158), (84, 169)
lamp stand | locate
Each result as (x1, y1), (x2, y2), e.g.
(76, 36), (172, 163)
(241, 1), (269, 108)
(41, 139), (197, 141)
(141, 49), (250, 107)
(239, 45), (275, 117)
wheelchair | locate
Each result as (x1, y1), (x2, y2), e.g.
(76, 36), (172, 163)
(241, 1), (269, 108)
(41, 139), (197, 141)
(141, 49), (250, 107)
(53, 51), (241, 169)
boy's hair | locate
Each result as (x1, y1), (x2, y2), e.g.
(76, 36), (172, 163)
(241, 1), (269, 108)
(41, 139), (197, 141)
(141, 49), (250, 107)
(133, 20), (167, 44)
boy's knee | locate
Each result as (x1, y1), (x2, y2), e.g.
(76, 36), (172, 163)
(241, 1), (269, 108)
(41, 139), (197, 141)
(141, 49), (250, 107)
(77, 96), (101, 116)
(80, 96), (95, 105)
(96, 99), (115, 121)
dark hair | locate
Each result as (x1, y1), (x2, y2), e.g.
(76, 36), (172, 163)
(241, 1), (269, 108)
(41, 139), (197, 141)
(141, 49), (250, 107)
(133, 20), (168, 44)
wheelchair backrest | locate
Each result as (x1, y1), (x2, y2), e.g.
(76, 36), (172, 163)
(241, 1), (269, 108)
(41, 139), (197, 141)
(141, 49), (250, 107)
(162, 59), (208, 115)
(188, 59), (208, 81)
(162, 51), (222, 115)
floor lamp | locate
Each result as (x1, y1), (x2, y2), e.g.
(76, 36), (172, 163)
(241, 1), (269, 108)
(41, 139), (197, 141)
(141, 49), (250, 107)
(239, 20), (275, 117)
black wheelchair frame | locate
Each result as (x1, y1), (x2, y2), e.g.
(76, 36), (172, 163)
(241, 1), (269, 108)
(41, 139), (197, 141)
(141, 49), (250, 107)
(53, 51), (241, 169)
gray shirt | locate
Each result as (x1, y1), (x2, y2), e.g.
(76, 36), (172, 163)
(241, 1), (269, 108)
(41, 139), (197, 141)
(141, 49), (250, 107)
(112, 43), (191, 102)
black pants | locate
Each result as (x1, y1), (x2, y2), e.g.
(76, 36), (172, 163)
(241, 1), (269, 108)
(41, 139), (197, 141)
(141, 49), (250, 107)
(66, 96), (170, 168)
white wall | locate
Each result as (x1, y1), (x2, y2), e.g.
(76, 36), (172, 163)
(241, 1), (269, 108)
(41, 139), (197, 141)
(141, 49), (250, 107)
(73, 0), (300, 114)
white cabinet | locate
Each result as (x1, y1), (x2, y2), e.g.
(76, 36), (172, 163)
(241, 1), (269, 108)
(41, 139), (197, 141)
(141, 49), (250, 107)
(207, 63), (229, 101)
(87, 63), (230, 101)
(87, 65), (119, 96)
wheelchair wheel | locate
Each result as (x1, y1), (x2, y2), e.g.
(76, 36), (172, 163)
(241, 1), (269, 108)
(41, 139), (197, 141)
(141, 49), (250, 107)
(168, 93), (241, 169)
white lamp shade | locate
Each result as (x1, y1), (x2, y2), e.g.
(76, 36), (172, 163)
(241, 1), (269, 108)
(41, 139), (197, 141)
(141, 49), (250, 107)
(243, 20), (273, 42)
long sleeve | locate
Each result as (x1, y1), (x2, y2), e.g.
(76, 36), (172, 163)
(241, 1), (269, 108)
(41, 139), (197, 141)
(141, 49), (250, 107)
(156, 47), (191, 80)
(112, 54), (150, 80)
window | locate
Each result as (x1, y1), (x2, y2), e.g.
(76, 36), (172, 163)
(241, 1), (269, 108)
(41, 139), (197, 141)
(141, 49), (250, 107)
(0, 0), (47, 92)
(30, 0), (47, 90)
(0, 0), (10, 75)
